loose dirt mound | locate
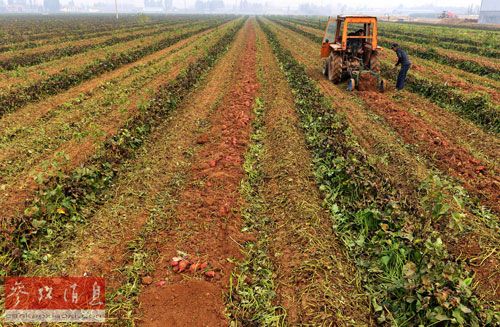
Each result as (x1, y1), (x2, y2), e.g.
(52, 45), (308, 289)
(357, 72), (379, 92)
(141, 281), (227, 327)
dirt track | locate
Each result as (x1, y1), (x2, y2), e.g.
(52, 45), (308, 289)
(137, 20), (258, 325)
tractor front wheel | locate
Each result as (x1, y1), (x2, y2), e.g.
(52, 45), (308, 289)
(328, 53), (342, 84)
(347, 78), (356, 91)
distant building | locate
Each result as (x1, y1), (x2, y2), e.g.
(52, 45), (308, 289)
(479, 0), (500, 24)
(8, 0), (26, 4)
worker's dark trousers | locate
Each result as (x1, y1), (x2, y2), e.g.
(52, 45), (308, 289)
(396, 64), (411, 90)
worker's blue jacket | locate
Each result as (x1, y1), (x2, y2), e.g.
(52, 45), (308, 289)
(396, 48), (411, 66)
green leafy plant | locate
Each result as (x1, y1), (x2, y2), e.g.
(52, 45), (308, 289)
(228, 97), (286, 325)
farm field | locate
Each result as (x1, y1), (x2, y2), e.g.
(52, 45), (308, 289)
(0, 14), (498, 326)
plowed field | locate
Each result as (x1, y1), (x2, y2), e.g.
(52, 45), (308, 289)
(0, 14), (498, 326)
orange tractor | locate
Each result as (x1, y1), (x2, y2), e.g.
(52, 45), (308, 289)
(321, 15), (385, 91)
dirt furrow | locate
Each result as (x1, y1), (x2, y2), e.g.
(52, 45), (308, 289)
(137, 21), (258, 326)
(0, 22), (221, 117)
(0, 24), (229, 175)
(0, 21), (190, 63)
(384, 91), (499, 166)
(0, 23), (227, 137)
(21, 20), (248, 324)
(0, 25), (192, 90)
(268, 20), (429, 198)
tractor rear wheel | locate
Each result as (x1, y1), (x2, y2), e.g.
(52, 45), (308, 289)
(328, 53), (342, 84)
(370, 52), (380, 73)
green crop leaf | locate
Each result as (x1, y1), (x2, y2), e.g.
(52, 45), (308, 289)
(459, 304), (472, 314)
(453, 309), (465, 325)
(372, 298), (383, 312)
(435, 313), (451, 321)
(403, 261), (417, 278)
(31, 219), (46, 229)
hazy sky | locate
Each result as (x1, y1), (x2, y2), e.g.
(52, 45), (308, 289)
(60, 0), (482, 8)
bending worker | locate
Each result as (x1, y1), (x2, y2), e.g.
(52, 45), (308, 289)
(391, 43), (411, 90)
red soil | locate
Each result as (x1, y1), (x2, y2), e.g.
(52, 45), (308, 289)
(137, 22), (258, 326)
(360, 91), (500, 212)
(448, 237), (499, 302)
(357, 73), (379, 92)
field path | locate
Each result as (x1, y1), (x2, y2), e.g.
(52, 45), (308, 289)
(136, 20), (258, 325)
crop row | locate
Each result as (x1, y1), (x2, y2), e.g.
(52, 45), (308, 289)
(281, 20), (498, 93)
(0, 15), (232, 53)
(228, 29), (286, 323)
(0, 14), (185, 45)
(285, 16), (499, 49)
(0, 20), (227, 118)
(0, 21), (230, 188)
(380, 30), (499, 59)
(0, 22), (194, 71)
(272, 19), (322, 42)
(269, 19), (500, 217)
(273, 19), (500, 133)
(0, 18), (193, 56)
(228, 96), (285, 324)
(381, 61), (500, 133)
(286, 16), (499, 63)
(377, 38), (500, 81)
(0, 20), (178, 53)
(394, 20), (500, 31)
(378, 22), (499, 49)
(259, 18), (496, 326)
(1, 19), (245, 276)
